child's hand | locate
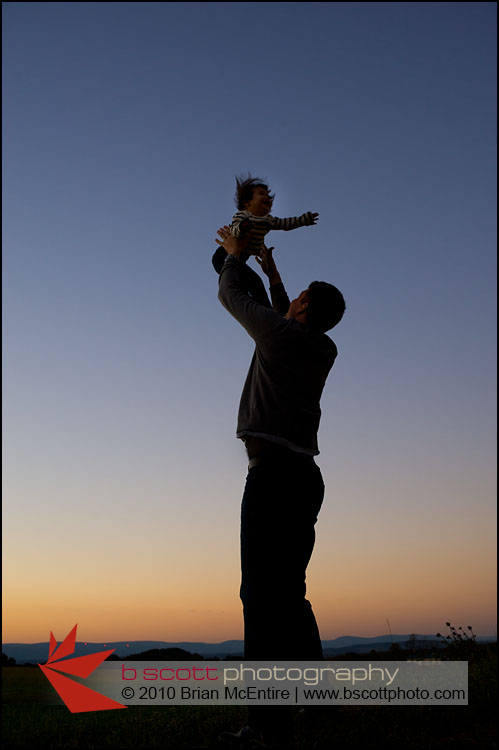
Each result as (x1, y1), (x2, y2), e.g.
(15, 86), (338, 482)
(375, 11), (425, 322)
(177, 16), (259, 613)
(311, 212), (319, 225)
(239, 218), (253, 236)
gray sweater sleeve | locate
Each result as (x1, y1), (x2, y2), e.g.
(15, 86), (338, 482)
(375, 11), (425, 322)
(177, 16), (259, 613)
(218, 256), (285, 341)
(270, 282), (290, 316)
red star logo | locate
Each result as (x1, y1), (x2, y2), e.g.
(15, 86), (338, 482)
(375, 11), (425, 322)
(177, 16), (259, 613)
(38, 625), (126, 712)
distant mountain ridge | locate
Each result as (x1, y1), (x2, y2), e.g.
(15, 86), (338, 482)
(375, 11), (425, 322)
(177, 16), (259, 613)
(3, 633), (496, 664)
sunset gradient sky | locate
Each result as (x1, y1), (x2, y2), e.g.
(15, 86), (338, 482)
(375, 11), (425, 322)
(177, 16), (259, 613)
(3, 2), (497, 644)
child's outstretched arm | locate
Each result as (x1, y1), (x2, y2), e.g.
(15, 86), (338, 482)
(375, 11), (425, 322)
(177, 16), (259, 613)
(271, 212), (319, 231)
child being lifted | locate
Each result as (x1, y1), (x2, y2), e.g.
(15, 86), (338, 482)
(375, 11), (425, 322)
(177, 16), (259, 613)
(212, 174), (319, 273)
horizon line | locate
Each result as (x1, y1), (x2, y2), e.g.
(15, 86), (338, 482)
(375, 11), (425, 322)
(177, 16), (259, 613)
(3, 631), (497, 646)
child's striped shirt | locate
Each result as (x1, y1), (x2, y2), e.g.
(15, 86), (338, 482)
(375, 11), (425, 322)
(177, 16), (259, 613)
(230, 210), (315, 255)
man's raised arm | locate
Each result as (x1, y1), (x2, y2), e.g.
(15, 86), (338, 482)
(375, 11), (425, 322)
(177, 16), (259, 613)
(255, 245), (290, 316)
(216, 226), (284, 341)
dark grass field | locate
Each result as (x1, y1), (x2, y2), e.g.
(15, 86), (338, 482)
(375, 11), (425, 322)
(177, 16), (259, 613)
(2, 649), (497, 749)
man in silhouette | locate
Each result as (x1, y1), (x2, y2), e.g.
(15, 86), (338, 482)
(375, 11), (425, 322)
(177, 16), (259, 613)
(214, 226), (345, 747)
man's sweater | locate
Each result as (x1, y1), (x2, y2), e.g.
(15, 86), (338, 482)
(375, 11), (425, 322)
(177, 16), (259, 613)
(218, 255), (337, 456)
(212, 246), (290, 314)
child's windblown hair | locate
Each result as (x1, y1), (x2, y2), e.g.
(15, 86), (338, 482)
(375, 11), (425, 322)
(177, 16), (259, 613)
(235, 173), (275, 211)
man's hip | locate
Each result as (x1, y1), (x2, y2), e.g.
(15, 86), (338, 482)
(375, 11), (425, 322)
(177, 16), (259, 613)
(244, 435), (317, 470)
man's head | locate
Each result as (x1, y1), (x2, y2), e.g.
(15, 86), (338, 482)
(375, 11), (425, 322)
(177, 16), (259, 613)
(235, 174), (274, 216)
(286, 281), (346, 333)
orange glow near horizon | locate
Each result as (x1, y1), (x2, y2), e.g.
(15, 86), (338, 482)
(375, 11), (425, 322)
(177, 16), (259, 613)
(3, 553), (497, 643)
(3, 460), (496, 645)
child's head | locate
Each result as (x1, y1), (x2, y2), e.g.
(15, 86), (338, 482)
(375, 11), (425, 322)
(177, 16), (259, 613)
(235, 174), (274, 214)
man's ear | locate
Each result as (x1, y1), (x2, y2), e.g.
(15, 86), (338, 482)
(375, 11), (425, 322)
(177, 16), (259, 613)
(297, 301), (308, 320)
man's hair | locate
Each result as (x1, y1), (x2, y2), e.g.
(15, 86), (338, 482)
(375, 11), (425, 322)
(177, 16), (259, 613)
(235, 173), (274, 211)
(306, 281), (346, 333)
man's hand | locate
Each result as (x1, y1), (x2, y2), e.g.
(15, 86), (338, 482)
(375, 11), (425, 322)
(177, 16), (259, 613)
(256, 245), (282, 286)
(215, 226), (248, 257)
(311, 212), (319, 225)
(255, 245), (276, 276)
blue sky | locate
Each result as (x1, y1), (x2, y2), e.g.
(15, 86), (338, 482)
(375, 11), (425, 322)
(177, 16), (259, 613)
(3, 2), (497, 642)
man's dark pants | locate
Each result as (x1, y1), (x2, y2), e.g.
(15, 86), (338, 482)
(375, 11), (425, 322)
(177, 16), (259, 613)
(239, 453), (325, 737)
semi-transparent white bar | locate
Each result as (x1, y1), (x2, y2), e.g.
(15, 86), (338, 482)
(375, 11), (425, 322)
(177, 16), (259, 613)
(86, 661), (468, 705)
